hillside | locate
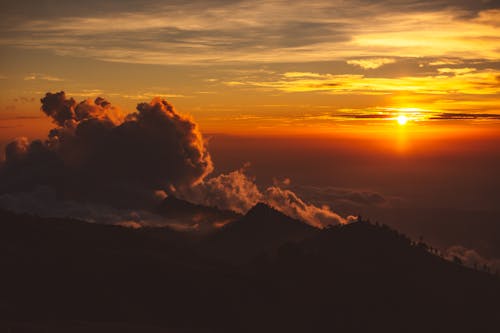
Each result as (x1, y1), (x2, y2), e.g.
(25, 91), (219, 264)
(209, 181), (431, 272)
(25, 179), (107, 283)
(198, 203), (318, 263)
(1, 208), (499, 332)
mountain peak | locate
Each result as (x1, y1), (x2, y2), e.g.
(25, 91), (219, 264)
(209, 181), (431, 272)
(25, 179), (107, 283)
(246, 202), (280, 216)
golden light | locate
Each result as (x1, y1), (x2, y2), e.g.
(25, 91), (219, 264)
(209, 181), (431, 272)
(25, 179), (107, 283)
(397, 115), (408, 126)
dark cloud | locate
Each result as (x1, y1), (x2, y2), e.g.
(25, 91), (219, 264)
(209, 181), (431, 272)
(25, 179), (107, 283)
(2, 0), (496, 22)
(0, 91), (213, 209)
(1, 92), (355, 228)
(429, 112), (500, 120)
(339, 114), (393, 119)
(40, 91), (77, 126)
(357, 0), (500, 15)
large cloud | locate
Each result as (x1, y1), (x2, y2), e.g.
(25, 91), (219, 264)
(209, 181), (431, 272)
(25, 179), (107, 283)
(0, 92), (213, 208)
(175, 169), (356, 228)
(1, 92), (354, 228)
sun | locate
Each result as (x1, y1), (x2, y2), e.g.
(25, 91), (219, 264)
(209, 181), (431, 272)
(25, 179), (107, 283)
(397, 115), (408, 126)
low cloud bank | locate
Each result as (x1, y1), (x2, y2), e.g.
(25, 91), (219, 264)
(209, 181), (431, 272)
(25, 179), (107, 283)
(175, 169), (356, 228)
(446, 245), (500, 273)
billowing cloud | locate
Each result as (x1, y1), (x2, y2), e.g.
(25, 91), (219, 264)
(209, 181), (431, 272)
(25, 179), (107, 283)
(265, 186), (356, 227)
(1, 93), (353, 228)
(174, 168), (263, 214)
(176, 169), (355, 228)
(0, 92), (213, 209)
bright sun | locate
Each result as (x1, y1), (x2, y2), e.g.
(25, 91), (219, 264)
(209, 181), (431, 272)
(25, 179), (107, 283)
(397, 115), (408, 126)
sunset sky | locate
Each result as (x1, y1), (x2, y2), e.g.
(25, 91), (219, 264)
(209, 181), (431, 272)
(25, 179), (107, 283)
(1, 0), (499, 137)
(1, 1), (499, 257)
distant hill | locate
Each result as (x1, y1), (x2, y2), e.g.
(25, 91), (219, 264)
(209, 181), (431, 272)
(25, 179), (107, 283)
(198, 202), (317, 263)
(0, 209), (253, 332)
(257, 221), (500, 332)
(1, 208), (499, 333)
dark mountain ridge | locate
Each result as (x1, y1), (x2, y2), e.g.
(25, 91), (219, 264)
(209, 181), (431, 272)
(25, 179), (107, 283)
(198, 202), (318, 263)
(1, 207), (499, 332)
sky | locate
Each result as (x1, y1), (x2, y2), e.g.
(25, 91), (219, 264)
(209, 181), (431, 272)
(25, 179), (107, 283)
(1, 0), (499, 136)
(0, 1), (499, 259)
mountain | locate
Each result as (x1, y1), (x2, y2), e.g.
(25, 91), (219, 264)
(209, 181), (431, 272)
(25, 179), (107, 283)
(155, 196), (241, 232)
(1, 208), (499, 332)
(258, 221), (500, 332)
(197, 202), (318, 263)
(0, 209), (257, 333)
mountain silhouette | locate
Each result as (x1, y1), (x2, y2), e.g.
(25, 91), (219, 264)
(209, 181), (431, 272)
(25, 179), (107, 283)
(197, 202), (317, 263)
(1, 208), (499, 332)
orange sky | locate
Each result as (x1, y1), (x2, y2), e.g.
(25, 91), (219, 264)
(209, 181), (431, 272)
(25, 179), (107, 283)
(0, 1), (499, 144)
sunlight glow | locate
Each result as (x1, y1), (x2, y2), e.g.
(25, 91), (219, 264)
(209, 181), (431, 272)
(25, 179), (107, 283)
(397, 115), (408, 126)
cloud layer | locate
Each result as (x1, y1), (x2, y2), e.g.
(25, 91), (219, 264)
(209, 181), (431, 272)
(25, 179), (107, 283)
(446, 245), (500, 273)
(1, 1), (499, 65)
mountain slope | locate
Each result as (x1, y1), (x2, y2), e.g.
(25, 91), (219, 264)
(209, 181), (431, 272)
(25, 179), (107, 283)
(259, 221), (500, 332)
(1, 209), (499, 333)
(0, 209), (259, 333)
(198, 202), (318, 263)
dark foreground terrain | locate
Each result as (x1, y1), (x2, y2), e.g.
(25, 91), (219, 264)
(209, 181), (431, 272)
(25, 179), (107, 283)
(1, 203), (499, 332)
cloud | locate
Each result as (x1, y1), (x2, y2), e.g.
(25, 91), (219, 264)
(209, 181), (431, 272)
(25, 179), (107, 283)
(283, 72), (325, 78)
(428, 59), (464, 66)
(429, 112), (500, 120)
(0, 186), (168, 227)
(437, 67), (476, 75)
(174, 168), (263, 214)
(225, 69), (500, 96)
(175, 169), (355, 228)
(1, 1), (499, 65)
(13, 96), (36, 103)
(0, 91), (213, 209)
(291, 185), (390, 208)
(0, 93), (354, 228)
(446, 245), (500, 273)
(347, 58), (395, 69)
(265, 186), (356, 227)
(24, 73), (65, 81)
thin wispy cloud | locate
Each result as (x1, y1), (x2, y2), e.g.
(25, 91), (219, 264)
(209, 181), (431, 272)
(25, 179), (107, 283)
(24, 73), (65, 82)
(225, 69), (500, 95)
(1, 1), (499, 65)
